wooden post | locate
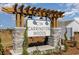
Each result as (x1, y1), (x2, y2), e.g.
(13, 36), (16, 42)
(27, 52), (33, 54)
(53, 18), (56, 28)
(20, 14), (24, 27)
(51, 18), (56, 28)
(51, 18), (53, 28)
(51, 17), (58, 28)
(16, 14), (20, 27)
(56, 19), (58, 27)
(55, 18), (58, 27)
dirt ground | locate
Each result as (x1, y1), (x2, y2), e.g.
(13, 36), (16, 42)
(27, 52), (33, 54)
(2, 32), (79, 55)
(62, 46), (79, 55)
(61, 33), (79, 55)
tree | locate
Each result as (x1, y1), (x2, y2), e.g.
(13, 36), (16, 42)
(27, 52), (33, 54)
(22, 20), (28, 55)
(64, 30), (67, 41)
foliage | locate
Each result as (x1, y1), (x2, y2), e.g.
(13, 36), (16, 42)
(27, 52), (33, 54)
(32, 50), (41, 55)
(44, 49), (53, 55)
(73, 41), (77, 47)
(0, 38), (4, 55)
(64, 32), (68, 41)
(63, 44), (68, 52)
(32, 47), (54, 55)
(22, 20), (29, 55)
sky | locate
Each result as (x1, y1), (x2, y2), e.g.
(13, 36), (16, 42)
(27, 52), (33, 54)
(0, 3), (79, 27)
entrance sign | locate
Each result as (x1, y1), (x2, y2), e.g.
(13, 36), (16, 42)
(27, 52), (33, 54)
(27, 20), (50, 37)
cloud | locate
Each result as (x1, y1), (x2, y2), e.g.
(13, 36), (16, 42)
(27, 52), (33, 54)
(2, 3), (15, 7)
(64, 11), (74, 15)
(0, 4), (4, 12)
(0, 24), (3, 27)
(60, 3), (79, 18)
(64, 9), (78, 17)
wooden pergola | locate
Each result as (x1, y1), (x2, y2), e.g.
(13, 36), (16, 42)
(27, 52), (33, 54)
(2, 4), (64, 28)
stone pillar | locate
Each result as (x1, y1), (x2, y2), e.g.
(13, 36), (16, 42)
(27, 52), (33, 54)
(16, 14), (20, 27)
(12, 27), (26, 54)
(48, 28), (62, 48)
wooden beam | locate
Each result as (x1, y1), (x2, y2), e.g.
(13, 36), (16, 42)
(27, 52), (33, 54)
(2, 4), (64, 27)
(2, 6), (64, 18)
(2, 7), (14, 14)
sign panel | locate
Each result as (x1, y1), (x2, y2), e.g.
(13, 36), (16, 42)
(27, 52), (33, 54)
(27, 20), (50, 37)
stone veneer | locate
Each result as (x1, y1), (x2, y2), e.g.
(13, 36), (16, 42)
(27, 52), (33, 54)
(12, 27), (26, 54)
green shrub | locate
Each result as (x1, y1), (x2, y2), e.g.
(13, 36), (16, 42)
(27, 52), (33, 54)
(63, 44), (68, 52)
(32, 49), (54, 55)
(22, 20), (28, 55)
(32, 50), (41, 55)
(64, 33), (67, 41)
